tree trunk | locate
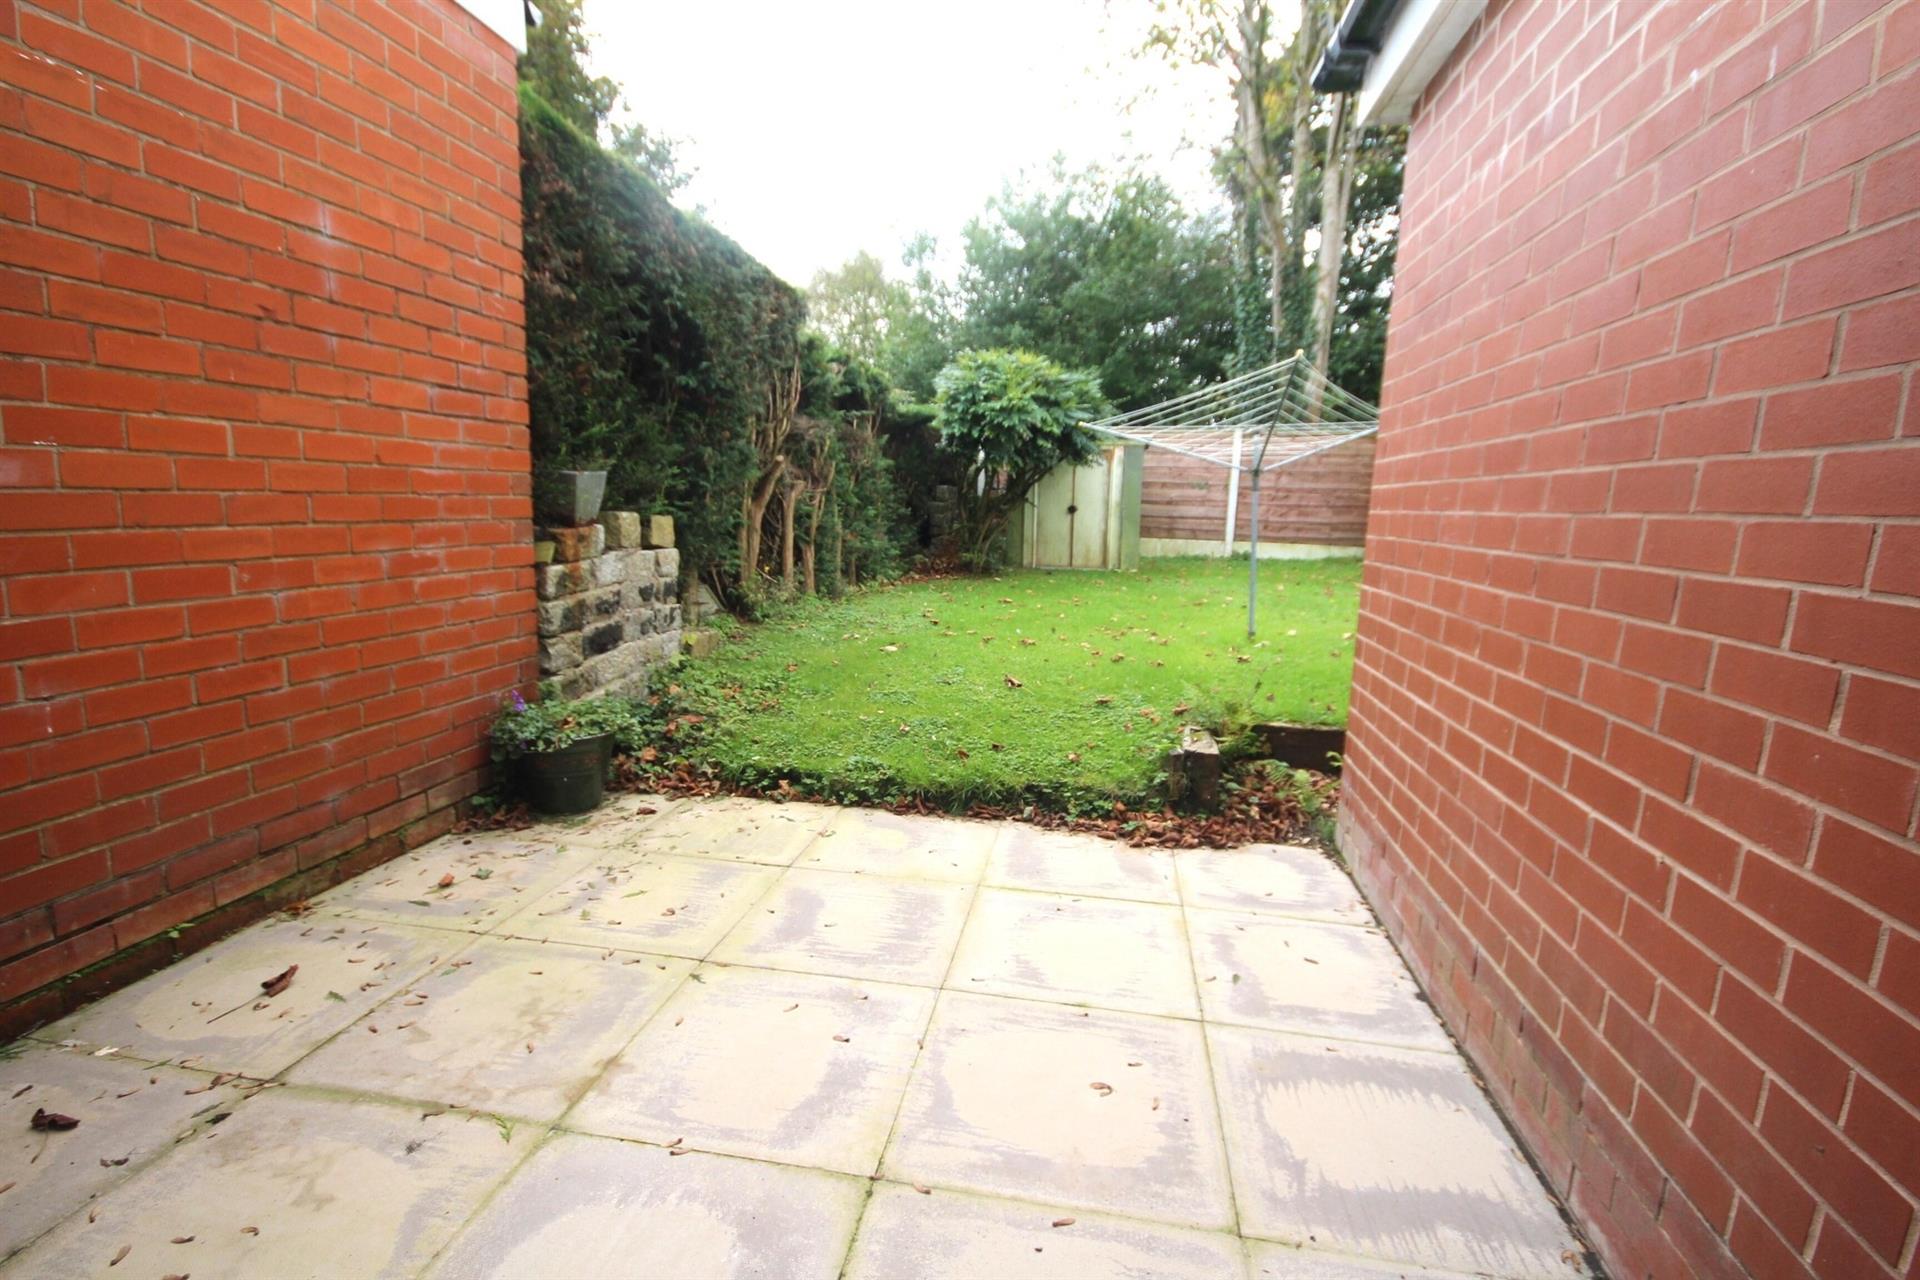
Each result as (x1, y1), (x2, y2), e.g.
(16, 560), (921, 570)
(1310, 91), (1358, 380)
(802, 458), (833, 596)
(739, 458), (785, 590)
(1231, 0), (1286, 355)
(780, 479), (799, 589)
(740, 356), (802, 590)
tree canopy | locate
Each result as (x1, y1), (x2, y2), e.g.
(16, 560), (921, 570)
(950, 166), (1237, 413)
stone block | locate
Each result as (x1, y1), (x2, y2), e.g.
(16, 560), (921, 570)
(543, 524), (606, 563)
(1166, 726), (1222, 811)
(600, 510), (643, 549)
(644, 514), (675, 549)
(654, 547), (680, 580)
(585, 585), (623, 622)
(686, 583), (723, 625)
(590, 548), (632, 588)
(538, 632), (582, 675)
(683, 628), (721, 660)
(535, 562), (590, 601)
(535, 597), (584, 638)
(584, 621), (624, 657)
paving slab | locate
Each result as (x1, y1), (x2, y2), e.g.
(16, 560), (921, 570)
(494, 850), (779, 959)
(0, 1045), (250, 1260)
(568, 965), (932, 1175)
(948, 887), (1199, 1018)
(1247, 1239), (1483, 1277)
(844, 1181), (1251, 1279)
(1177, 844), (1372, 924)
(883, 991), (1234, 1231)
(710, 867), (974, 986)
(287, 936), (691, 1121)
(800, 808), (998, 882)
(36, 917), (464, 1078)
(3, 1089), (532, 1280)
(314, 831), (600, 934)
(522, 792), (680, 851)
(986, 825), (1178, 903)
(4, 795), (1589, 1279)
(422, 1133), (866, 1279)
(1208, 1024), (1581, 1277)
(629, 796), (836, 865)
(1188, 908), (1450, 1050)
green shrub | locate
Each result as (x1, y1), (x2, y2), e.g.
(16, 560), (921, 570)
(933, 349), (1109, 567)
(519, 84), (803, 590)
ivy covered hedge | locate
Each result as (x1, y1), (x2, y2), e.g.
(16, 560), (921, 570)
(519, 84), (803, 586)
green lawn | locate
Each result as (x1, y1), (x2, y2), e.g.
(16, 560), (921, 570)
(676, 556), (1362, 811)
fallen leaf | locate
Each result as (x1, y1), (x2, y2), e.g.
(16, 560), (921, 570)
(260, 965), (297, 998)
(1051, 1218), (1075, 1228)
(30, 1108), (79, 1131)
(437, 874), (455, 888)
(109, 1245), (131, 1267)
(832, 1034), (850, 1043)
(0, 1181), (15, 1195)
(912, 1183), (932, 1195)
(1003, 674), (1023, 688)
(472, 868), (494, 880)
(1089, 1082), (1112, 1096)
(880, 644), (899, 653)
(783, 1003), (799, 1013)
(171, 1235), (195, 1244)
(98, 1156), (129, 1167)
(241, 1227), (259, 1236)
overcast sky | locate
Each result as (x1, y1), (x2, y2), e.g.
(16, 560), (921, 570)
(584, 0), (1285, 286)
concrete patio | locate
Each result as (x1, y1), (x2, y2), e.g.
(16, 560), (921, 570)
(1, 796), (1586, 1279)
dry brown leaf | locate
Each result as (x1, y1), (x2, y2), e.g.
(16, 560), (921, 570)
(832, 1034), (850, 1043)
(1003, 674), (1023, 688)
(260, 965), (297, 998)
(170, 1235), (195, 1244)
(1089, 1082), (1112, 1096)
(240, 1226), (259, 1236)
(912, 1183), (932, 1195)
(783, 1003), (799, 1013)
(109, 1244), (131, 1267)
(1051, 1218), (1075, 1228)
(0, 1180), (15, 1195)
(30, 1108), (79, 1131)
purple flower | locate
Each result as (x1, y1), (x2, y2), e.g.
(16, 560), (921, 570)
(508, 689), (528, 712)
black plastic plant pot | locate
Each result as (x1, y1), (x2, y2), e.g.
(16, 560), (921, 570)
(519, 733), (613, 815)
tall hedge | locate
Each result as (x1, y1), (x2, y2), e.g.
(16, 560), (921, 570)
(518, 85), (803, 585)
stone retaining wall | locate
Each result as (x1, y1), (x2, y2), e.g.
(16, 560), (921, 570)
(534, 512), (683, 699)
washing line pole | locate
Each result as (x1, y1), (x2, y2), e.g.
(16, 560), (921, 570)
(1246, 419), (1275, 638)
(1247, 459), (1260, 637)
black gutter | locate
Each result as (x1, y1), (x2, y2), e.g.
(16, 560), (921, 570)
(1311, 0), (1408, 93)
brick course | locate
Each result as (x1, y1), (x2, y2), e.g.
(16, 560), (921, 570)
(0, 0), (531, 1019)
(1341, 0), (1920, 1276)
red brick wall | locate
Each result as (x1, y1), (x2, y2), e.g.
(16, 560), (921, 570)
(1341, 0), (1920, 1275)
(0, 0), (532, 1017)
(1140, 434), (1375, 546)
